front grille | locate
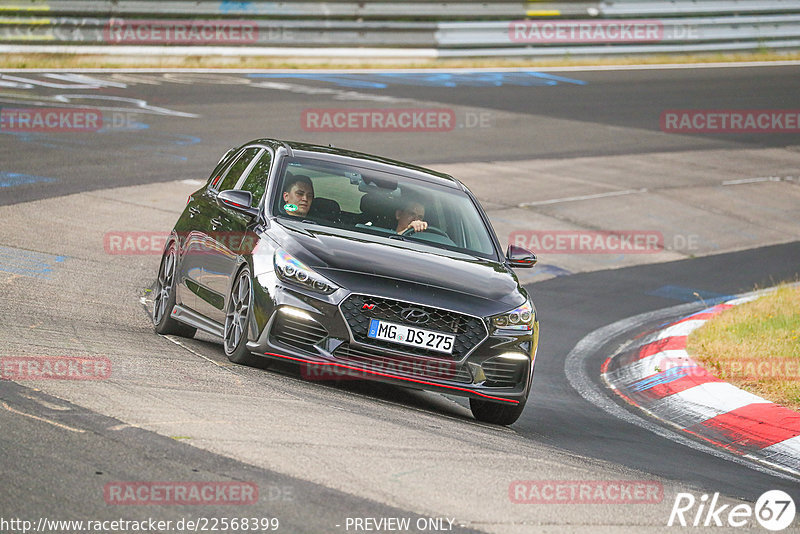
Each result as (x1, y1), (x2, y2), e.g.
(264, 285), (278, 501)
(340, 294), (487, 360)
(334, 343), (473, 383)
(270, 311), (328, 353)
(481, 357), (527, 388)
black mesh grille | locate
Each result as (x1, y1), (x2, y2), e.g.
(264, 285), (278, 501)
(334, 343), (473, 383)
(340, 294), (487, 361)
(270, 311), (328, 353)
(481, 358), (527, 388)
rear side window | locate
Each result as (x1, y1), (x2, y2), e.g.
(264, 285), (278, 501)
(207, 148), (238, 187)
(238, 150), (272, 206)
(216, 147), (261, 192)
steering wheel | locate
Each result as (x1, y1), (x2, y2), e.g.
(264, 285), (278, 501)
(401, 225), (449, 238)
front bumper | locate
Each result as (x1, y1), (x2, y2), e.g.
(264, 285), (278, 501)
(247, 279), (538, 405)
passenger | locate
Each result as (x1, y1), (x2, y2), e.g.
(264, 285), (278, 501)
(395, 198), (428, 234)
(282, 175), (314, 217)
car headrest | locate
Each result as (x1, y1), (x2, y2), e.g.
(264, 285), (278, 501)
(308, 197), (341, 219)
(360, 192), (395, 216)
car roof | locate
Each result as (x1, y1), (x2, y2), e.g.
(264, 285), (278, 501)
(246, 138), (463, 190)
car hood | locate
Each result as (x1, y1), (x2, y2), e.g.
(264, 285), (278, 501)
(274, 222), (526, 311)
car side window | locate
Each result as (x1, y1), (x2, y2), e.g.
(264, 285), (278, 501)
(216, 147), (261, 192)
(237, 149), (272, 206)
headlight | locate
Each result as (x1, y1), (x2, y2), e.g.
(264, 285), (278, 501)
(274, 249), (338, 295)
(491, 300), (535, 331)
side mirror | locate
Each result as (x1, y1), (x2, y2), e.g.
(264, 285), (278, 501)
(506, 244), (537, 268)
(217, 189), (259, 218)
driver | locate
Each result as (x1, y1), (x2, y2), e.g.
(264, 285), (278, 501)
(282, 174), (314, 217)
(395, 198), (428, 234)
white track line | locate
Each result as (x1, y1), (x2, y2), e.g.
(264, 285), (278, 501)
(1, 400), (85, 433)
(518, 188), (647, 208)
(647, 383), (771, 428)
(2, 61), (800, 74)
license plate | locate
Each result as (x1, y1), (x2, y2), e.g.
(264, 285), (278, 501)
(367, 319), (455, 354)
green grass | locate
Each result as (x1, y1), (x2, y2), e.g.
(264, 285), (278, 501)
(1, 50), (799, 70)
(687, 284), (800, 411)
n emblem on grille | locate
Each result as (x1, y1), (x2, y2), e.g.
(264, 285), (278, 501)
(401, 307), (429, 325)
(362, 302), (376, 310)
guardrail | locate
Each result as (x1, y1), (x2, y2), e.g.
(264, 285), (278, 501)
(438, 15), (800, 47)
(0, 1), (798, 57)
(5, 1), (800, 19)
(3, 1), (553, 19)
(0, 18), (440, 47)
(597, 0), (800, 17)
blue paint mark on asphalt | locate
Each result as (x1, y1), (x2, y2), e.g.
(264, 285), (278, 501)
(683, 304), (730, 319)
(0, 245), (66, 278)
(1, 131), (198, 161)
(251, 74), (386, 89)
(97, 119), (150, 133)
(169, 134), (203, 146)
(647, 285), (730, 304)
(128, 134), (202, 161)
(248, 71), (587, 89)
(629, 365), (695, 392)
(0, 172), (57, 188)
(530, 264), (573, 278)
(0, 130), (96, 152)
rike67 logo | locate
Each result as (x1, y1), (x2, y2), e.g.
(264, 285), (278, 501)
(668, 490), (796, 531)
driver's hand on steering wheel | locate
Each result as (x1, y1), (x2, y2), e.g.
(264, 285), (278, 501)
(404, 220), (428, 233)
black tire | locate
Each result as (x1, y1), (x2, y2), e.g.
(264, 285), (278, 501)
(153, 242), (197, 338)
(469, 398), (526, 426)
(223, 266), (261, 366)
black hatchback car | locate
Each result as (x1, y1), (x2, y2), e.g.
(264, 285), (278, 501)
(153, 139), (539, 425)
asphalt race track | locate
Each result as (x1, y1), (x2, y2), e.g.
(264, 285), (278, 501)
(1, 65), (799, 533)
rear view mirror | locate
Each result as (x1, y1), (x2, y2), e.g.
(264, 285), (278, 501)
(506, 244), (537, 268)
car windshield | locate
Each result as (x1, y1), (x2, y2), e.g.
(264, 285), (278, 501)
(273, 156), (498, 259)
